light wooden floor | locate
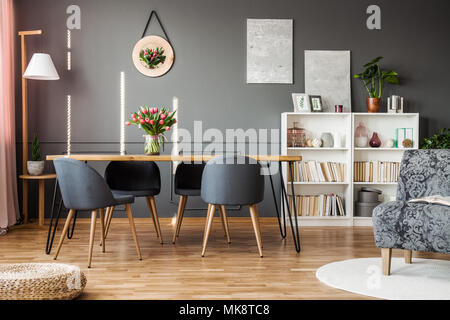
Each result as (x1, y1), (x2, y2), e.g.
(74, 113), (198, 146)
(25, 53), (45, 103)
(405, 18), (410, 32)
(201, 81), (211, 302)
(1, 217), (447, 300)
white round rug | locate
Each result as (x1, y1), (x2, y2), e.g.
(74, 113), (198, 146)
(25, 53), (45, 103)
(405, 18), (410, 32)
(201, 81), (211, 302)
(316, 258), (450, 300)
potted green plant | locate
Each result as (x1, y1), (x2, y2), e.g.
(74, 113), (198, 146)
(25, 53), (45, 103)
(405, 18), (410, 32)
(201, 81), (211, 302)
(126, 106), (177, 155)
(27, 134), (45, 176)
(421, 128), (450, 149)
(354, 56), (399, 113)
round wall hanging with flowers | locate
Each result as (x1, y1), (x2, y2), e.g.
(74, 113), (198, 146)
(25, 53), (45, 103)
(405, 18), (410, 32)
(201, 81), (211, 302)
(132, 10), (174, 77)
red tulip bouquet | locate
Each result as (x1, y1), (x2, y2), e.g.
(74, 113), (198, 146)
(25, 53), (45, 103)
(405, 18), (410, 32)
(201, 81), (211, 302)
(140, 47), (166, 69)
(126, 106), (177, 155)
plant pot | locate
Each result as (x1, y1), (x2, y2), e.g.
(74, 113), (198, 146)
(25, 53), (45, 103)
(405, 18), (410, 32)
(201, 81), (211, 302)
(366, 98), (381, 113)
(144, 135), (161, 155)
(27, 161), (45, 176)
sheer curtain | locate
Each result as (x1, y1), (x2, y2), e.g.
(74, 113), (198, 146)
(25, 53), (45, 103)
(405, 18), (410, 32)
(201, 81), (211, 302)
(0, 0), (20, 233)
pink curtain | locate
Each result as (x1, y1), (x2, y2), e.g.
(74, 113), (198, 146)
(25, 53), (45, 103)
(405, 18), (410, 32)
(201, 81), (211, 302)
(0, 0), (20, 230)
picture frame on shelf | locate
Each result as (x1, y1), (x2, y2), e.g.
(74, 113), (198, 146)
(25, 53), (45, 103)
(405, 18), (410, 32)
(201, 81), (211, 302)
(396, 128), (414, 148)
(309, 95), (323, 112)
(292, 93), (311, 113)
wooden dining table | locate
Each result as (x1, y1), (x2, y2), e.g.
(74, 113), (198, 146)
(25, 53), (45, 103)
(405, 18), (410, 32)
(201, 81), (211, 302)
(45, 154), (303, 253)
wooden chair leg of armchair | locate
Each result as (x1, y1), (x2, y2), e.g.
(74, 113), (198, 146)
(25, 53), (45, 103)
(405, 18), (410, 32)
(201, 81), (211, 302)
(219, 205), (231, 244)
(53, 209), (76, 260)
(404, 250), (412, 264)
(201, 204), (216, 257)
(146, 196), (164, 244)
(173, 195), (187, 244)
(249, 204), (263, 258)
(87, 210), (97, 268)
(99, 208), (105, 253)
(381, 248), (392, 275)
(125, 204), (142, 260)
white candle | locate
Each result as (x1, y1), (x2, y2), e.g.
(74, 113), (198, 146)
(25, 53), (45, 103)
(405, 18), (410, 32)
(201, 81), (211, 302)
(120, 72), (125, 155)
(171, 96), (179, 173)
(67, 95), (71, 155)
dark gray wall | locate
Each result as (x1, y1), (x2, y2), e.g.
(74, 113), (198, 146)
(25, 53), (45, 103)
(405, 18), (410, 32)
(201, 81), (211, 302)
(14, 0), (450, 219)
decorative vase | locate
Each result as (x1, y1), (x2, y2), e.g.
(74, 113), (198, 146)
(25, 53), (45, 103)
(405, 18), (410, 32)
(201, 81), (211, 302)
(287, 122), (306, 147)
(320, 132), (334, 148)
(366, 98), (381, 113)
(369, 132), (382, 147)
(355, 122), (369, 147)
(144, 135), (161, 155)
(27, 161), (45, 176)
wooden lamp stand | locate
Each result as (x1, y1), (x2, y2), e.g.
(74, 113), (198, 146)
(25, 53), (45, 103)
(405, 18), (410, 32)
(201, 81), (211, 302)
(18, 30), (58, 226)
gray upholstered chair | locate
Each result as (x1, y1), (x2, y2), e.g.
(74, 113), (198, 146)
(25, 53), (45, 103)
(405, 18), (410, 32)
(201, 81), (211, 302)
(172, 163), (231, 244)
(372, 149), (450, 275)
(201, 155), (265, 257)
(104, 161), (163, 244)
(53, 158), (142, 268)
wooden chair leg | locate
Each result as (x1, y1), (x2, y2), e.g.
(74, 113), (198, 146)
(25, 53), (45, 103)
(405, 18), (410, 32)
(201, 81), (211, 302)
(201, 204), (216, 257)
(87, 210), (97, 268)
(125, 204), (142, 260)
(381, 248), (392, 275)
(219, 205), (231, 244)
(99, 208), (105, 253)
(249, 204), (263, 257)
(100, 206), (112, 246)
(104, 206), (114, 239)
(146, 196), (163, 244)
(173, 195), (187, 244)
(53, 209), (76, 260)
(404, 249), (412, 264)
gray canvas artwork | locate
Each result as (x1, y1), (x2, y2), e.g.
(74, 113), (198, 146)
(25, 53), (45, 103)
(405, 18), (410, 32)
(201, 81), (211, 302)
(247, 19), (293, 84)
(305, 50), (351, 112)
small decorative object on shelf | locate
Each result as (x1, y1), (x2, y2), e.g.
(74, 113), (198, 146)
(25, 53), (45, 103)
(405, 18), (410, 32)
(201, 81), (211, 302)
(292, 93), (311, 113)
(355, 122), (369, 147)
(287, 122), (306, 147)
(306, 138), (313, 147)
(310, 95), (323, 112)
(320, 132), (334, 148)
(402, 138), (413, 148)
(126, 106), (177, 155)
(369, 132), (381, 147)
(353, 56), (399, 113)
(396, 128), (413, 148)
(27, 134), (44, 176)
(387, 95), (404, 113)
(312, 138), (322, 148)
(334, 105), (343, 113)
(334, 132), (344, 148)
(386, 139), (395, 148)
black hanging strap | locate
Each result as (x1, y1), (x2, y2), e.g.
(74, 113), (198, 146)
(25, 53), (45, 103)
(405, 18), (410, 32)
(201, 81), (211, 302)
(141, 10), (172, 45)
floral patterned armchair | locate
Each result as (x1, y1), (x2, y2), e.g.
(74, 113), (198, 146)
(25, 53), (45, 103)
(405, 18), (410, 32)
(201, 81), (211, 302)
(372, 149), (450, 275)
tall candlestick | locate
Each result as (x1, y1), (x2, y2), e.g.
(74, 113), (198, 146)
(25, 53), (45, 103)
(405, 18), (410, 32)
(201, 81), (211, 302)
(120, 71), (125, 155)
(67, 95), (71, 155)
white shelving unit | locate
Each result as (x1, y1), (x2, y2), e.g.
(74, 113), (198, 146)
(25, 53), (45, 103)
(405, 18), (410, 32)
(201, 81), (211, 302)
(281, 112), (419, 227)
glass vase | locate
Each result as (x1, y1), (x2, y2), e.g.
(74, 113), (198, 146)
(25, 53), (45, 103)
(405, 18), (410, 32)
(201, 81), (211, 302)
(144, 135), (160, 155)
(287, 122), (306, 147)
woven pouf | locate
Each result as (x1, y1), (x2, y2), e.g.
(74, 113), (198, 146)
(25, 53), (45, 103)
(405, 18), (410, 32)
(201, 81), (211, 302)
(0, 263), (87, 300)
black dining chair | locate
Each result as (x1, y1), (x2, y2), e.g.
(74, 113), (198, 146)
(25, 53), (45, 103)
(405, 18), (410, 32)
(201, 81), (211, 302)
(52, 158), (142, 268)
(200, 155), (265, 257)
(173, 162), (231, 244)
(103, 161), (163, 244)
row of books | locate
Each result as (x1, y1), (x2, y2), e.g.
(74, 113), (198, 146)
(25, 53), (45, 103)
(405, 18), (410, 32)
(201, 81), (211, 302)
(288, 161), (347, 183)
(288, 194), (345, 216)
(354, 161), (401, 182)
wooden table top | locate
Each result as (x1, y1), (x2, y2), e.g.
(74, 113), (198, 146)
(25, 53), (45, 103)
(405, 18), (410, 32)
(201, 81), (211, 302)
(19, 174), (57, 180)
(46, 154), (302, 162)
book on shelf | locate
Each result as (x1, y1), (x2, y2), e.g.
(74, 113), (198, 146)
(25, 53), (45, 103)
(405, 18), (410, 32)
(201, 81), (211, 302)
(288, 161), (347, 183)
(353, 161), (400, 182)
(288, 194), (345, 217)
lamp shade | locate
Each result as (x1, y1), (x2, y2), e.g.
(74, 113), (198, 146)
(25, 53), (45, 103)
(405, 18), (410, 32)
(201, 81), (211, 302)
(23, 53), (60, 80)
